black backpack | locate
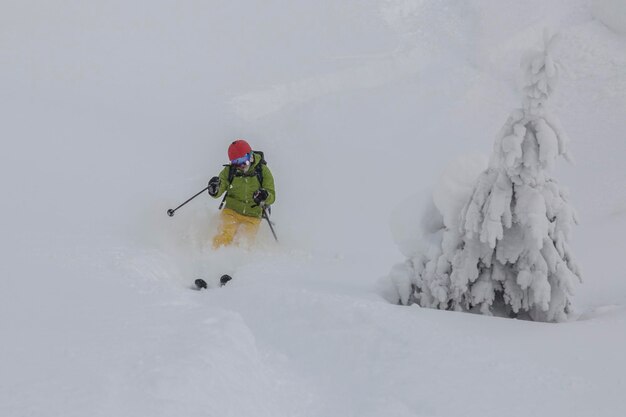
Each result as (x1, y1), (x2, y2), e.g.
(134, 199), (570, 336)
(219, 151), (267, 210)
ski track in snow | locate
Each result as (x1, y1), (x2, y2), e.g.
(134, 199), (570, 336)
(231, 49), (429, 121)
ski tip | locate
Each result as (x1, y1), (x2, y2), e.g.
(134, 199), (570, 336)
(219, 274), (232, 287)
(194, 278), (208, 290)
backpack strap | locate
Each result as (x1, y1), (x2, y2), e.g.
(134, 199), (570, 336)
(253, 151), (266, 186)
(218, 164), (236, 210)
(254, 163), (264, 186)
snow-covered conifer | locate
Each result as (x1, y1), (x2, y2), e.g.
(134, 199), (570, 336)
(388, 33), (581, 322)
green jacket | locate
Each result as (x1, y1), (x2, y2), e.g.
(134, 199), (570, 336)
(212, 152), (276, 218)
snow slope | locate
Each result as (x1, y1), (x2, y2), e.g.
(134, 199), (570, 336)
(1, 0), (625, 416)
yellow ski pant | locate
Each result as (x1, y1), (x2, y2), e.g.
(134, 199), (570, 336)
(212, 208), (262, 249)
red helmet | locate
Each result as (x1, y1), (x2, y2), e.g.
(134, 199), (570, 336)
(228, 139), (252, 161)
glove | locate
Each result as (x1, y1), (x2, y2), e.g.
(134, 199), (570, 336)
(253, 188), (269, 205)
(208, 176), (220, 197)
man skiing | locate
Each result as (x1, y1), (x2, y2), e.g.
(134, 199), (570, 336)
(207, 139), (276, 248)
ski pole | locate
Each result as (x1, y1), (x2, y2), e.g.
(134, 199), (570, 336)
(167, 186), (209, 217)
(261, 205), (279, 242)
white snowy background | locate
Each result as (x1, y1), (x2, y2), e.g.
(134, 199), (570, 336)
(1, 0), (625, 416)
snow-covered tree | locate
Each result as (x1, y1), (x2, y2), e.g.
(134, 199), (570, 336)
(388, 33), (581, 322)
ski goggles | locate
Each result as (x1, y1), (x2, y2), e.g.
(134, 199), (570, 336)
(231, 153), (252, 167)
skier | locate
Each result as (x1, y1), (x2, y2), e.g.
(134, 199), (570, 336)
(207, 139), (276, 249)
